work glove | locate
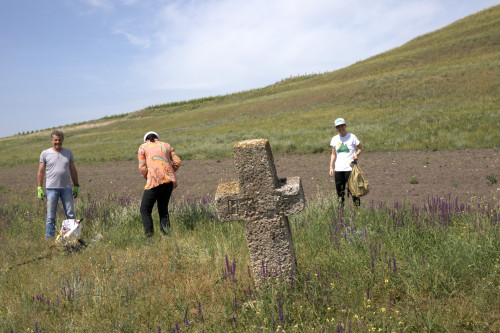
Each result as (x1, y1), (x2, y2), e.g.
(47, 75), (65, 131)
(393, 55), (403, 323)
(73, 185), (79, 198)
(37, 186), (45, 200)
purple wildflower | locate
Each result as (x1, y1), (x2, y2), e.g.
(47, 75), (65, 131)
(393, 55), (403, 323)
(198, 302), (202, 320)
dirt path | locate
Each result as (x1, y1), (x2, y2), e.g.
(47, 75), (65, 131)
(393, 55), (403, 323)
(1, 148), (498, 207)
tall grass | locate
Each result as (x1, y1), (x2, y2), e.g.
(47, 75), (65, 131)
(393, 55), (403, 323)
(1, 191), (498, 332)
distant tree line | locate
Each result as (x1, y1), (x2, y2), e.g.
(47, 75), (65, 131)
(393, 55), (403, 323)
(17, 130), (39, 135)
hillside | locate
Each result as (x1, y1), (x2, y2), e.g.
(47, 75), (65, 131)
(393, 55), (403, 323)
(1, 5), (499, 166)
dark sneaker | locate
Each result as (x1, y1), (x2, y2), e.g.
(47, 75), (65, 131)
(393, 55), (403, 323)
(160, 225), (169, 235)
(160, 218), (170, 235)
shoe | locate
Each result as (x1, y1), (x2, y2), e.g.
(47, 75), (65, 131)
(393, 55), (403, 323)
(160, 225), (170, 235)
(160, 219), (170, 235)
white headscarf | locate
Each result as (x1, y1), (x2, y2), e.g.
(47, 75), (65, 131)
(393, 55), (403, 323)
(143, 131), (160, 143)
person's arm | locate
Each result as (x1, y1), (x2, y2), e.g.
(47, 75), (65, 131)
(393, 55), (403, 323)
(168, 148), (180, 189)
(329, 148), (336, 177)
(138, 146), (148, 179)
(69, 162), (79, 186)
(69, 162), (80, 198)
(170, 148), (181, 172)
(37, 162), (45, 187)
(37, 162), (46, 199)
(353, 143), (363, 160)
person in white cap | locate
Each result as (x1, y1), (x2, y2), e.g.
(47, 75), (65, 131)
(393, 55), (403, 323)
(329, 118), (363, 206)
(138, 131), (181, 236)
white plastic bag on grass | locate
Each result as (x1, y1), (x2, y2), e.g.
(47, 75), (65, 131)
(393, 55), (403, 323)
(55, 219), (82, 244)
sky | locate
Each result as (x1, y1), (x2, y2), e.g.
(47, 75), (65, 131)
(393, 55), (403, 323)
(0, 0), (498, 138)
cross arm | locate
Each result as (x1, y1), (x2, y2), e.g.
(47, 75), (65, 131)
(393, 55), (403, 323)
(215, 181), (243, 222)
(274, 177), (306, 216)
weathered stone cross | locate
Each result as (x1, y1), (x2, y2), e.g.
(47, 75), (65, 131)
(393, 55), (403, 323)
(215, 138), (305, 285)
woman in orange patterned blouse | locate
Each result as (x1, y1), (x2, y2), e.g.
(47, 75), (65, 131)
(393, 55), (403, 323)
(138, 131), (181, 236)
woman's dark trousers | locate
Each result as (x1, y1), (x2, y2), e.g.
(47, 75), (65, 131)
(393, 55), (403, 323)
(140, 182), (174, 236)
(334, 171), (360, 207)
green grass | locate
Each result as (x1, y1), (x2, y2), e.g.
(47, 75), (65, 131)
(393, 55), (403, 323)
(486, 174), (498, 185)
(1, 5), (500, 166)
(0, 192), (498, 332)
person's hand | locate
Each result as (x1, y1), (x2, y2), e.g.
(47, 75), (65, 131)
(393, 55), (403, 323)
(37, 186), (45, 200)
(173, 181), (178, 189)
(73, 185), (79, 198)
(329, 168), (334, 177)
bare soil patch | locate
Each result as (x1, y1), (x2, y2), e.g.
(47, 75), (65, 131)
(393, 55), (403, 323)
(1, 149), (498, 207)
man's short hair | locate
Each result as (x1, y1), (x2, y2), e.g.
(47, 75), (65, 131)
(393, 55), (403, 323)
(51, 130), (64, 140)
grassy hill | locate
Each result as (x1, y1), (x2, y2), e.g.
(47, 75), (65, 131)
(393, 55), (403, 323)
(1, 5), (499, 166)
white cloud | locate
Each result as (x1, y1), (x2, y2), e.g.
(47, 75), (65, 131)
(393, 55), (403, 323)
(113, 28), (151, 48)
(78, 0), (140, 11)
(80, 0), (114, 10)
(121, 0), (140, 5)
(129, 0), (450, 93)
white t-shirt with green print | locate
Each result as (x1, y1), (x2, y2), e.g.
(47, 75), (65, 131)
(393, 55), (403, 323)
(330, 133), (360, 171)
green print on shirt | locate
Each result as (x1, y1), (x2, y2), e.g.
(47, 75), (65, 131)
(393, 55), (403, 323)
(337, 143), (350, 153)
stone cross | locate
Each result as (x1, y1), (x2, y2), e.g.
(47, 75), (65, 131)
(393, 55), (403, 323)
(215, 138), (305, 285)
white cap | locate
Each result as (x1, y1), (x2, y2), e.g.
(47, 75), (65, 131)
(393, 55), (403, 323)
(334, 118), (346, 127)
(143, 131), (160, 143)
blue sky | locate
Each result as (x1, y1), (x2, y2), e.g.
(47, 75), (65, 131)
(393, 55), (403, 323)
(0, 0), (498, 138)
